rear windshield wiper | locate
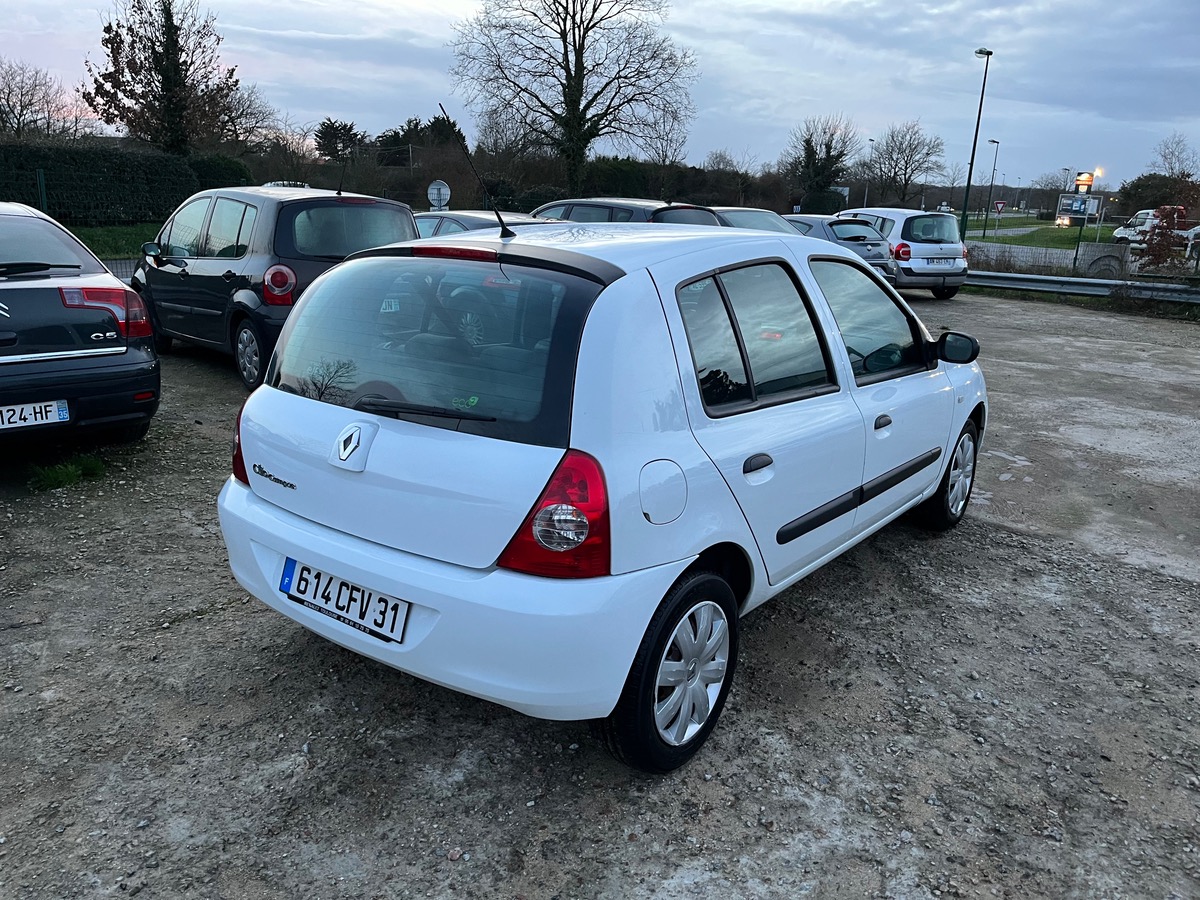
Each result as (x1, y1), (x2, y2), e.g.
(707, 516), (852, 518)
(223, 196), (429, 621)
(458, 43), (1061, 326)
(0, 262), (84, 276)
(353, 395), (497, 421)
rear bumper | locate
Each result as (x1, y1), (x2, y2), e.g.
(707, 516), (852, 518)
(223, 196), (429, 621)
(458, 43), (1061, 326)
(217, 478), (688, 720)
(0, 354), (159, 437)
(895, 265), (967, 289)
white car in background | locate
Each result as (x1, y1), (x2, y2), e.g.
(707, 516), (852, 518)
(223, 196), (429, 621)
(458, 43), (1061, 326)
(217, 223), (988, 772)
(838, 207), (968, 299)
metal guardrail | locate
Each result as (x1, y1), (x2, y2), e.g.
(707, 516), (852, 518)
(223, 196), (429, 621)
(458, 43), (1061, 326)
(965, 270), (1200, 305)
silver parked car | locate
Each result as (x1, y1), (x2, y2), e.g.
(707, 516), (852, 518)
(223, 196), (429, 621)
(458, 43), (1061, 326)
(785, 214), (897, 283)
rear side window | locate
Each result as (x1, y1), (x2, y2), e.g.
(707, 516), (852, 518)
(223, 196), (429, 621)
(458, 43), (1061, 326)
(901, 214), (960, 243)
(276, 200), (417, 260)
(565, 205), (611, 223)
(677, 262), (835, 413)
(0, 216), (106, 274)
(204, 198), (256, 258)
(269, 256), (602, 447)
(652, 207), (720, 226)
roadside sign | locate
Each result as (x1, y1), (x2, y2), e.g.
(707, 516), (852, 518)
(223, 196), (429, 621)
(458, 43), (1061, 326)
(427, 179), (451, 211)
(994, 200), (1007, 214)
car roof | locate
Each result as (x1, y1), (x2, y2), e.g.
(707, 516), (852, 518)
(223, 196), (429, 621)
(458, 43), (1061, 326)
(784, 213), (833, 222)
(190, 186), (409, 206)
(0, 201), (48, 219)
(840, 207), (953, 218)
(415, 210), (541, 221)
(351, 221), (836, 285)
(534, 197), (703, 212)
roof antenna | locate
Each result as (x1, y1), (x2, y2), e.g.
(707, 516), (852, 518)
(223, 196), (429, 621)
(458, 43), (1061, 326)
(336, 156), (347, 196)
(439, 102), (515, 238)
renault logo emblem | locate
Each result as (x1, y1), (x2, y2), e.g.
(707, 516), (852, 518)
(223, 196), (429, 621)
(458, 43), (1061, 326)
(337, 425), (361, 461)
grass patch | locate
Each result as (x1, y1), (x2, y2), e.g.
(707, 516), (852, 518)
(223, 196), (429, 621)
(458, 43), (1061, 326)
(72, 223), (161, 259)
(970, 224), (1118, 250)
(28, 453), (107, 491)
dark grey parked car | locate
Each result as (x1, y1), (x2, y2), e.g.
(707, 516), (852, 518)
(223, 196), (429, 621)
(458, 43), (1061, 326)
(785, 214), (898, 284)
(415, 209), (546, 237)
(133, 186), (417, 389)
(531, 197), (721, 225)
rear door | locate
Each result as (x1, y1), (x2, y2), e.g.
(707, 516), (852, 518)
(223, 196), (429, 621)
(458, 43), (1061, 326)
(654, 244), (867, 585)
(144, 196), (212, 340)
(185, 197), (257, 344)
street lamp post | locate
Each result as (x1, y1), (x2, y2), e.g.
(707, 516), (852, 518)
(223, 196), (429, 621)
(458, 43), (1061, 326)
(981, 139), (1000, 239)
(863, 138), (875, 205)
(1061, 167), (1072, 191)
(960, 47), (993, 238)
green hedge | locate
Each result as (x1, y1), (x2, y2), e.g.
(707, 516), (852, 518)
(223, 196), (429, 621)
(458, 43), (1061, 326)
(0, 142), (200, 228)
(188, 154), (253, 191)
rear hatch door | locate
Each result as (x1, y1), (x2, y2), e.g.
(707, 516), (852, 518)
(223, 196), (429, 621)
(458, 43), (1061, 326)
(0, 275), (128, 362)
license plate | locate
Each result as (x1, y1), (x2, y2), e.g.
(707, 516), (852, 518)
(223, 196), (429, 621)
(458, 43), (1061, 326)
(927, 257), (955, 266)
(0, 399), (69, 431)
(279, 558), (409, 644)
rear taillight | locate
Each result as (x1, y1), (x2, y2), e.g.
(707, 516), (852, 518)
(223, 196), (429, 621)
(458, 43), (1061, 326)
(497, 450), (610, 578)
(963, 246), (969, 260)
(893, 242), (912, 262)
(263, 264), (297, 305)
(232, 406), (249, 485)
(59, 287), (152, 338)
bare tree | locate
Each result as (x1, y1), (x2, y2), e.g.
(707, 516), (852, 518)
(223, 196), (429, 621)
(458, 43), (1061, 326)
(942, 161), (966, 195)
(639, 106), (689, 199)
(450, 0), (698, 195)
(1149, 130), (1198, 179)
(779, 113), (860, 197)
(0, 56), (97, 141)
(873, 120), (944, 205)
(216, 84), (278, 155)
(257, 115), (319, 184)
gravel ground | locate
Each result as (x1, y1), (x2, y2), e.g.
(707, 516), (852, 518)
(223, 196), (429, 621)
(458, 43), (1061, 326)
(1, 294), (1197, 899)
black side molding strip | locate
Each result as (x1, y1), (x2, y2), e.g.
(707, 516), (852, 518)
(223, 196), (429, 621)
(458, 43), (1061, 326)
(861, 448), (942, 505)
(775, 447), (943, 546)
(777, 489), (860, 545)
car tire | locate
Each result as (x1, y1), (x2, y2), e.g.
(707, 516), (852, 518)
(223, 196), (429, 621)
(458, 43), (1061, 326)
(233, 318), (266, 390)
(593, 570), (739, 773)
(931, 286), (960, 300)
(917, 420), (978, 531)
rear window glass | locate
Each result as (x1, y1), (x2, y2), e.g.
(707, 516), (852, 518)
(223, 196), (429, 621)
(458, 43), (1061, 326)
(652, 207), (721, 226)
(828, 221), (883, 241)
(268, 256), (602, 447)
(901, 214), (960, 243)
(0, 215), (106, 274)
(275, 200), (417, 260)
(716, 210), (796, 233)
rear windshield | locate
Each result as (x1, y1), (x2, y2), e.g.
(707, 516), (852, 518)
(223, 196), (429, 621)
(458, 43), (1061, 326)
(900, 214), (960, 244)
(0, 215), (106, 275)
(651, 207), (721, 226)
(274, 199), (417, 261)
(268, 255), (603, 447)
(828, 221), (884, 241)
(716, 210), (796, 233)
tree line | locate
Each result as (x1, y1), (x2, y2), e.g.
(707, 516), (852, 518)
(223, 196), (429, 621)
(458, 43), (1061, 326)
(1, 0), (1197, 218)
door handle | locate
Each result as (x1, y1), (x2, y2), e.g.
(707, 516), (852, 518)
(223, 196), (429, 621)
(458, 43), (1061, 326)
(222, 270), (236, 281)
(743, 453), (773, 474)
(177, 268), (189, 277)
(875, 414), (892, 430)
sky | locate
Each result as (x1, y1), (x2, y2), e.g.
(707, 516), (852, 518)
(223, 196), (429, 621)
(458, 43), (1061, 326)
(3, 0), (1199, 196)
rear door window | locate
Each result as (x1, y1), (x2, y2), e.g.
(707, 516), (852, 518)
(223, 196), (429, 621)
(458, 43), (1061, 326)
(204, 198), (255, 258)
(269, 256), (602, 447)
(677, 262), (836, 413)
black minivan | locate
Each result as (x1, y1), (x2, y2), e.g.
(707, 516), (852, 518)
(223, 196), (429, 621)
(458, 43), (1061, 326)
(133, 186), (418, 388)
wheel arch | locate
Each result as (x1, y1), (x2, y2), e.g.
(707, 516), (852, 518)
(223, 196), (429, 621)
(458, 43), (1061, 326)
(679, 541), (755, 615)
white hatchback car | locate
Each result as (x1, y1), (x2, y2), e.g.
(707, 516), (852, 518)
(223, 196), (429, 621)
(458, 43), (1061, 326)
(837, 207), (968, 299)
(217, 223), (987, 772)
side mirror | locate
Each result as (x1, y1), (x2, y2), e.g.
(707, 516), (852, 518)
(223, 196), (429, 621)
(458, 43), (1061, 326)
(142, 241), (162, 259)
(936, 331), (980, 364)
